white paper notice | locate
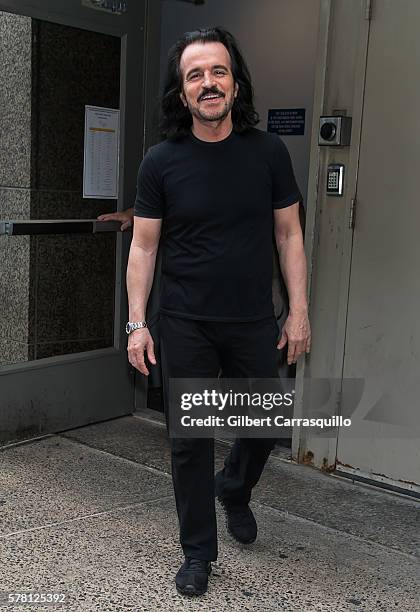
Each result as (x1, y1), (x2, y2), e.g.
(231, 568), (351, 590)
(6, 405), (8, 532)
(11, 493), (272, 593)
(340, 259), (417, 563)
(83, 105), (120, 199)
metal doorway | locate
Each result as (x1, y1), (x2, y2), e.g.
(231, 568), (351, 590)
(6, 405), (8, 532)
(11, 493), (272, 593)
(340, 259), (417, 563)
(335, 0), (420, 493)
(0, 0), (147, 445)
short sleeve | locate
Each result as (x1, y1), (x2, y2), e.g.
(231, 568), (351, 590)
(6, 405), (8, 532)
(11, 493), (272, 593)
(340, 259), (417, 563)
(270, 137), (303, 209)
(134, 149), (164, 219)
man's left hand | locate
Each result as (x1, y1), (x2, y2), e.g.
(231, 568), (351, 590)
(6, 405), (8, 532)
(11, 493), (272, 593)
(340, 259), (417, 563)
(277, 311), (311, 365)
(97, 209), (134, 231)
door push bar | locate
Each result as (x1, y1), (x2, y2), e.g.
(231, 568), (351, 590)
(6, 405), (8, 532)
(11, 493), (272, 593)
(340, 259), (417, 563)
(0, 219), (122, 236)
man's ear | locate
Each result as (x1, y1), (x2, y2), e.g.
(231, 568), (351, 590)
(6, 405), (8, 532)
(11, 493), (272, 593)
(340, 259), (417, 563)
(234, 82), (239, 98)
(179, 91), (187, 107)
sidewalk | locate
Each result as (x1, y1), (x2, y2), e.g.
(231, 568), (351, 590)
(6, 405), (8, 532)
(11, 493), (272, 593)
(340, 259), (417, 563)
(0, 412), (418, 611)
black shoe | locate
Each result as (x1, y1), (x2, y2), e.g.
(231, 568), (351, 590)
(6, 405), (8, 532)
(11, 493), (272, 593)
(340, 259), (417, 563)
(218, 497), (257, 544)
(175, 557), (212, 596)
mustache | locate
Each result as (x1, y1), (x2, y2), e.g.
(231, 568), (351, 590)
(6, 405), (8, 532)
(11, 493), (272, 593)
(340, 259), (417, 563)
(198, 87), (225, 102)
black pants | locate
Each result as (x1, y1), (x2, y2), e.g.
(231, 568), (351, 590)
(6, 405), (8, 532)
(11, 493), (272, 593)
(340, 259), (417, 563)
(160, 314), (279, 561)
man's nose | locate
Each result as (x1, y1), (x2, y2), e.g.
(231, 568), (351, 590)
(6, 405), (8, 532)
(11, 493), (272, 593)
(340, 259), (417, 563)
(202, 71), (216, 88)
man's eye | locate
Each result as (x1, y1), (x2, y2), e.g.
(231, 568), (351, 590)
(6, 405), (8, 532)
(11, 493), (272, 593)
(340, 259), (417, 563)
(188, 74), (200, 80)
(215, 71), (226, 76)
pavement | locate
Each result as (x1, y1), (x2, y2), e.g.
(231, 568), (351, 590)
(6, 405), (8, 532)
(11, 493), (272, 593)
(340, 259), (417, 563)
(0, 410), (419, 612)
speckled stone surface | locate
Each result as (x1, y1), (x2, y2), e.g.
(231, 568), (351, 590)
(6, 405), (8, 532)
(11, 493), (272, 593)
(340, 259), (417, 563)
(1, 14), (120, 366)
(34, 230), (116, 346)
(0, 341), (33, 366)
(0, 231), (31, 347)
(29, 18), (120, 357)
(30, 190), (116, 356)
(0, 188), (35, 219)
(64, 414), (231, 476)
(34, 20), (120, 192)
(0, 192), (34, 364)
(0, 12), (32, 189)
(0, 11), (34, 365)
(63, 415), (420, 557)
(37, 189), (115, 221)
(0, 435), (172, 536)
(0, 225), (116, 364)
(243, 455), (420, 558)
(0, 192), (116, 363)
(0, 189), (33, 360)
(0, 423), (418, 611)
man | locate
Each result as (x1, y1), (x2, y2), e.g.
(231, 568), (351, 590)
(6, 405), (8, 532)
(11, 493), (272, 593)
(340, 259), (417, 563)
(125, 27), (311, 596)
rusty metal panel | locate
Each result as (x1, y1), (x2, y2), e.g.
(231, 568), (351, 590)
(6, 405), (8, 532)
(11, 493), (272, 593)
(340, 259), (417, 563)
(300, 0), (420, 491)
(294, 0), (370, 467)
(335, 0), (420, 491)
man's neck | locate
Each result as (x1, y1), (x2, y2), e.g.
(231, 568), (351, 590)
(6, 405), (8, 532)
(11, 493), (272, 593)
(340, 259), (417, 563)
(191, 117), (233, 142)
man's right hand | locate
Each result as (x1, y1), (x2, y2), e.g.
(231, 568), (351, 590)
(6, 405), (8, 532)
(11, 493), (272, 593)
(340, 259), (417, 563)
(127, 328), (156, 376)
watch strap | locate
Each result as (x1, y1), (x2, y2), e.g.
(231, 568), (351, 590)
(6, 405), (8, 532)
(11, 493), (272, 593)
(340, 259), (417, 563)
(126, 321), (148, 334)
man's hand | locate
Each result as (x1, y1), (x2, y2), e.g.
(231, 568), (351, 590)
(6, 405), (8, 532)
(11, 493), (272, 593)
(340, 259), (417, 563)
(97, 208), (134, 231)
(127, 328), (156, 376)
(277, 310), (311, 365)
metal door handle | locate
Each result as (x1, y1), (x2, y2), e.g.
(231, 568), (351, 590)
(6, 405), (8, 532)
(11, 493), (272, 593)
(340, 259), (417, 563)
(0, 219), (122, 236)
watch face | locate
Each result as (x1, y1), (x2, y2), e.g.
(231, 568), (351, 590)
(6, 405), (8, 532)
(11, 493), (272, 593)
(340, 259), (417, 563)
(125, 323), (131, 334)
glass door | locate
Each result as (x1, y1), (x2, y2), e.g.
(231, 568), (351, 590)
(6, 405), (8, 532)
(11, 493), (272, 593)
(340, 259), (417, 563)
(0, 0), (146, 444)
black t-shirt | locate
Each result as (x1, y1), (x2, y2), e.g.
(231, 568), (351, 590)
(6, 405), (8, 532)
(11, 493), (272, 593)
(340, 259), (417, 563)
(134, 127), (302, 321)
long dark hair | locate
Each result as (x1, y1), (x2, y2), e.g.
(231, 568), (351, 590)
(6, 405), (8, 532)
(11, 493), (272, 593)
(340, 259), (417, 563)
(160, 27), (259, 139)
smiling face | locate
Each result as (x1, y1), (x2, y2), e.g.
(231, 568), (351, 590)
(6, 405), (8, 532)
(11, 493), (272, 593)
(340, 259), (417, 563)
(179, 41), (239, 125)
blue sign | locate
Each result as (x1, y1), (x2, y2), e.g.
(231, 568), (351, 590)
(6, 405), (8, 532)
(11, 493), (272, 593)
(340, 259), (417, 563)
(267, 108), (306, 136)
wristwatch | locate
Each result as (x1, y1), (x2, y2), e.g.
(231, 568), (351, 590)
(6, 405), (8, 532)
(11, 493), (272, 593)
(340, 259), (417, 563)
(126, 321), (148, 334)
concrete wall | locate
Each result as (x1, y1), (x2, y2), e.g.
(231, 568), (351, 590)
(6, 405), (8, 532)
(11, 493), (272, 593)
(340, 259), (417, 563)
(159, 0), (321, 204)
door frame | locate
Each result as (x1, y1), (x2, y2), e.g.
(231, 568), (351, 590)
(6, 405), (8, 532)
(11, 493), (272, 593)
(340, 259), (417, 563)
(293, 0), (372, 468)
(0, 0), (148, 444)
